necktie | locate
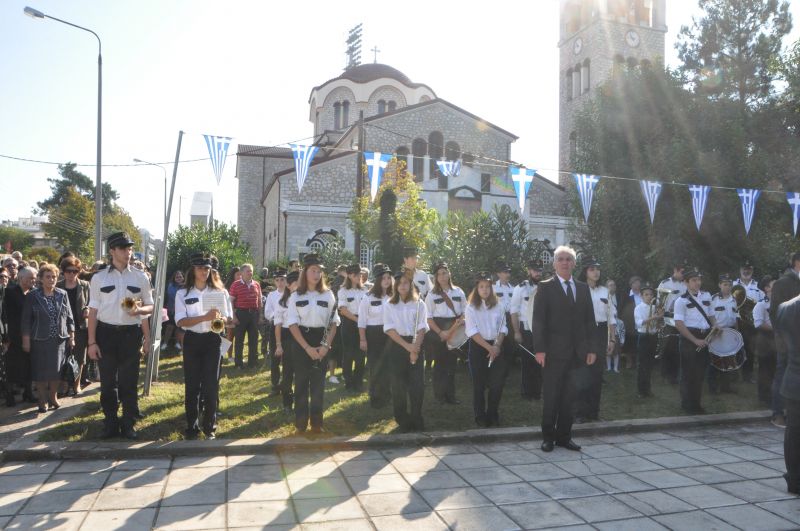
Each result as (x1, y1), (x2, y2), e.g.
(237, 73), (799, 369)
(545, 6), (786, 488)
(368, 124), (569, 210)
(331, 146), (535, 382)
(565, 280), (574, 303)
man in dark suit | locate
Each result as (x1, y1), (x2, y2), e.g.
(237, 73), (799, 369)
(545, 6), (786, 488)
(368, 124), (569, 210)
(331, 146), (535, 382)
(775, 292), (800, 495)
(770, 252), (800, 429)
(533, 246), (597, 452)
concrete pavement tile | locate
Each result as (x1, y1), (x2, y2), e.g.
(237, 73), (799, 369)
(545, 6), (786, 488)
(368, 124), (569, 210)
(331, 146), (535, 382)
(717, 461), (782, 480)
(693, 437), (739, 449)
(288, 477), (352, 499)
(731, 435), (779, 447)
(499, 500), (584, 529)
(114, 457), (172, 470)
(5, 511), (86, 530)
(0, 473), (50, 493)
(440, 453), (498, 470)
(757, 476), (796, 493)
(554, 459), (619, 477)
(593, 434), (644, 444)
(523, 447), (590, 462)
(511, 463), (573, 482)
(162, 483), (226, 506)
(380, 447), (433, 460)
(437, 506), (521, 531)
(336, 459), (395, 477)
(456, 466), (522, 486)
(758, 458), (789, 471)
(0, 491), (35, 516)
(20, 488), (97, 514)
(707, 503), (798, 530)
(371, 511), (448, 530)
(227, 454), (282, 466)
(615, 442), (670, 455)
(476, 482), (548, 505)
(613, 490), (696, 515)
(330, 450), (386, 462)
(529, 477), (603, 499)
(227, 500), (295, 527)
(416, 486), (492, 510)
(228, 480), (291, 502)
(581, 473), (653, 494)
(301, 519), (374, 530)
(55, 459), (116, 474)
(357, 491), (430, 516)
(93, 486), (164, 510)
(683, 448), (743, 465)
(762, 443), (785, 454)
(283, 460), (341, 479)
(650, 438), (709, 452)
(594, 517), (668, 530)
(652, 510), (741, 530)
(41, 471), (110, 492)
(293, 496), (365, 523)
(485, 450), (542, 466)
(0, 461), (59, 476)
(560, 494), (643, 523)
(720, 445), (782, 461)
(597, 456), (663, 473)
(390, 456), (447, 474)
(671, 465), (743, 484)
(172, 456), (227, 468)
(279, 451), (333, 464)
(346, 474), (411, 495)
(628, 469), (700, 489)
(106, 467), (169, 488)
(635, 432), (673, 441)
(664, 485), (747, 508)
(758, 498), (800, 524)
(402, 470), (468, 490)
(640, 452), (704, 469)
(580, 444), (632, 459)
(425, 444), (477, 456)
(478, 442), (522, 452)
(713, 480), (795, 503)
(167, 466), (226, 486)
(81, 507), (157, 530)
(154, 503), (226, 530)
(228, 464), (284, 483)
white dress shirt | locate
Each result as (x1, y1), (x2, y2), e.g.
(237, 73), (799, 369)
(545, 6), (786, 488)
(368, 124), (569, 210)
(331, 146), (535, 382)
(658, 277), (687, 314)
(711, 294), (739, 328)
(425, 287), (467, 318)
(384, 299), (429, 337)
(465, 301), (508, 340)
(510, 280), (537, 331)
(338, 287), (366, 317)
(556, 275), (576, 301)
(358, 294), (388, 328)
(89, 264), (154, 325)
(174, 286), (232, 334)
(493, 280), (515, 313)
(634, 302), (654, 334)
(285, 290), (341, 329)
(753, 300), (771, 329)
(673, 291), (713, 330)
(273, 302), (289, 328)
(264, 288), (284, 321)
(629, 289), (643, 307)
(733, 278), (765, 303)
(589, 285), (616, 325)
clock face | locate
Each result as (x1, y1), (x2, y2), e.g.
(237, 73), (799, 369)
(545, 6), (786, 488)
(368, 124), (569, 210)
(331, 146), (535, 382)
(626, 30), (640, 48)
(573, 37), (583, 55)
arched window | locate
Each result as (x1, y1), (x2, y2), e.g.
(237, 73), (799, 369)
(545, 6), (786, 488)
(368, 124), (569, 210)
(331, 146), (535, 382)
(569, 131), (577, 164)
(377, 99), (386, 114)
(445, 141), (460, 161)
(572, 67), (581, 99)
(566, 69), (573, 101)
(396, 146), (410, 169)
(333, 102), (341, 130)
(582, 59), (590, 93)
(387, 101), (397, 112)
(342, 101), (350, 127)
(411, 138), (427, 181)
(428, 131), (444, 178)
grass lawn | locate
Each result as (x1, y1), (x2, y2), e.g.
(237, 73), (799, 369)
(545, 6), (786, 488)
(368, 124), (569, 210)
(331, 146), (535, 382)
(40, 348), (766, 442)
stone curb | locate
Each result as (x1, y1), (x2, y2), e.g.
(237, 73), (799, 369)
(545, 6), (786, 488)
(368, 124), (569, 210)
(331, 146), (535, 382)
(1, 409), (771, 462)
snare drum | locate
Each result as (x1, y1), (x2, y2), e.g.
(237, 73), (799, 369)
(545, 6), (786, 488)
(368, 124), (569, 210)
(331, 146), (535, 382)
(446, 323), (468, 351)
(707, 328), (746, 372)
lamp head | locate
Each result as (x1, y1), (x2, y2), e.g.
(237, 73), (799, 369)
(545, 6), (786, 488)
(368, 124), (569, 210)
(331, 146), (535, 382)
(24, 6), (45, 19)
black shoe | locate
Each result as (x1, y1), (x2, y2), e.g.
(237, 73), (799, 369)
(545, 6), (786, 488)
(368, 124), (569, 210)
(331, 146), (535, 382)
(37, 405), (48, 413)
(134, 412), (147, 420)
(574, 416), (587, 424)
(184, 429), (200, 440)
(541, 440), (554, 452)
(204, 432), (216, 440)
(120, 426), (138, 440)
(556, 439), (582, 451)
(102, 425), (120, 439)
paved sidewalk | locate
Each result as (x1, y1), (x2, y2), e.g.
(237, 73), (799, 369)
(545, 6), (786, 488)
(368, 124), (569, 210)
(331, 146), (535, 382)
(0, 421), (796, 530)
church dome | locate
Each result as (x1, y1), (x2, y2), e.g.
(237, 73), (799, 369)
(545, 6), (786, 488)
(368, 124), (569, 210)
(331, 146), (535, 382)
(336, 64), (413, 85)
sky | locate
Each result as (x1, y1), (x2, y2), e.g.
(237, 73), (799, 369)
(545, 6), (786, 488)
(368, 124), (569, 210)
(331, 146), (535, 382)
(2, 0), (799, 241)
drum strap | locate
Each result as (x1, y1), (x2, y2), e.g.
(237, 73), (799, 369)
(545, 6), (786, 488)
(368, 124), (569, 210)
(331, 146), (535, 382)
(686, 292), (714, 329)
(440, 291), (459, 317)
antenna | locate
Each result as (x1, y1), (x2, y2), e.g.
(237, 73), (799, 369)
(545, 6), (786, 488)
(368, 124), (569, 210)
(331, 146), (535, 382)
(345, 23), (363, 71)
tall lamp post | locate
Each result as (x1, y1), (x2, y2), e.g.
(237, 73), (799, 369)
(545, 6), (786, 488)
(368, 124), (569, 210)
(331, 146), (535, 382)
(24, 6), (103, 260)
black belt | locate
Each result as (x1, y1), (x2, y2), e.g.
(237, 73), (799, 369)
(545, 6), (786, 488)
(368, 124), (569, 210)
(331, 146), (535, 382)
(184, 330), (217, 338)
(299, 326), (325, 333)
(98, 322), (139, 331)
(596, 321), (608, 327)
(236, 308), (260, 313)
(686, 327), (710, 337)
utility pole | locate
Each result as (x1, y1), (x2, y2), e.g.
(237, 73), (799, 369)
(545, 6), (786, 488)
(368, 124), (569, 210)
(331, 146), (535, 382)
(354, 111), (365, 260)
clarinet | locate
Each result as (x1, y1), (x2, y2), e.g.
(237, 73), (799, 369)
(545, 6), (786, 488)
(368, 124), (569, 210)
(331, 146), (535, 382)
(314, 299), (339, 368)
(488, 305), (506, 368)
(410, 299), (421, 364)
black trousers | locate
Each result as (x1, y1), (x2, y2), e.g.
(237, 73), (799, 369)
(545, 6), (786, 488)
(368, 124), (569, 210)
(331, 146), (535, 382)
(661, 328), (680, 383)
(432, 317), (457, 401)
(291, 327), (327, 430)
(575, 323), (607, 420)
(541, 356), (576, 443)
(259, 320), (270, 357)
(757, 331), (776, 404)
(96, 323), (142, 431)
(279, 328), (295, 408)
(341, 319), (365, 390)
(234, 309), (259, 367)
(519, 329), (542, 399)
(784, 397), (800, 492)
(388, 337), (424, 431)
(467, 339), (508, 425)
(636, 333), (657, 396)
(182, 331), (221, 434)
(740, 326), (756, 380)
(679, 331), (709, 412)
(366, 325), (390, 407)
(266, 322), (280, 390)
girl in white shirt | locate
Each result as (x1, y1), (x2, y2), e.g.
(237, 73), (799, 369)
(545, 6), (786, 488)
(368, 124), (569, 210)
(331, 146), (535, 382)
(465, 273), (509, 427)
(338, 264), (367, 392)
(384, 272), (428, 432)
(273, 270), (299, 413)
(358, 263), (393, 408)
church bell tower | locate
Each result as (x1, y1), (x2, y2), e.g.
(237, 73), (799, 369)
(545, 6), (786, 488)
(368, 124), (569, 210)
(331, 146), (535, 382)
(558, 0), (667, 188)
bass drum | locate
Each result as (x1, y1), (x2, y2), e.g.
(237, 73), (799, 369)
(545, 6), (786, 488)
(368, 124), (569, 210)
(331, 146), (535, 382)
(446, 323), (469, 351)
(708, 328), (746, 372)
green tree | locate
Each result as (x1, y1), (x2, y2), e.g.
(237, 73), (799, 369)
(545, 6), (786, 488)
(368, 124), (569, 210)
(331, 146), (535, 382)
(26, 247), (62, 264)
(0, 227), (34, 254)
(37, 163), (119, 214)
(166, 221), (253, 280)
(41, 186), (95, 260)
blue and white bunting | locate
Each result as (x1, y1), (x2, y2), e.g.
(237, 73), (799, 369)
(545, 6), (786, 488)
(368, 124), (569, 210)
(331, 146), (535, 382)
(290, 144), (319, 193)
(737, 188), (761, 235)
(436, 159), (462, 178)
(639, 180), (662, 224)
(203, 135), (232, 185)
(573, 173), (600, 223)
(510, 166), (535, 212)
(787, 192), (800, 236)
(689, 184), (711, 231)
(365, 151), (392, 201)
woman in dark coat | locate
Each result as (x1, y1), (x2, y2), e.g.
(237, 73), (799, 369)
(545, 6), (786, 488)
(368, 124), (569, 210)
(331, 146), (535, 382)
(3, 266), (37, 405)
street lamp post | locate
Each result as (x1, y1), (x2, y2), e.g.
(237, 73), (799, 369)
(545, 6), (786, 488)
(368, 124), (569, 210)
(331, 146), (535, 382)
(24, 6), (103, 260)
(133, 158), (168, 240)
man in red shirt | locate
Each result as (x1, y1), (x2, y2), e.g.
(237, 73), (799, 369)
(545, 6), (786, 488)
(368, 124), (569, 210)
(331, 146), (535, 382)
(230, 264), (262, 369)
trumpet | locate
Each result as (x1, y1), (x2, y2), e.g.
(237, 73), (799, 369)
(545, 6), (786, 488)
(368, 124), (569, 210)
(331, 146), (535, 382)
(211, 317), (226, 334)
(121, 297), (141, 312)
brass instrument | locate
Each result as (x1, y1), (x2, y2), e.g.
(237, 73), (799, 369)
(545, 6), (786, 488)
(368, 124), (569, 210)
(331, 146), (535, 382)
(653, 288), (675, 358)
(732, 284), (755, 327)
(121, 297), (140, 312)
(210, 315), (226, 334)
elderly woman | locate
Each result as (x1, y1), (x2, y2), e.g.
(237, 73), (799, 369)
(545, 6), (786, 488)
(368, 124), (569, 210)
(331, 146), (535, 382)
(3, 266), (37, 405)
(21, 264), (75, 413)
(57, 257), (90, 395)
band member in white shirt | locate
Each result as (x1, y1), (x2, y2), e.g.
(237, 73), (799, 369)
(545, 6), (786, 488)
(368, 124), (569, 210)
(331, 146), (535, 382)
(358, 263), (393, 408)
(338, 264), (367, 392)
(264, 269), (286, 397)
(402, 247), (431, 299)
(734, 259), (763, 384)
(709, 274), (738, 394)
(273, 271), (299, 413)
(493, 261), (515, 365)
(753, 276), (778, 414)
(384, 271), (428, 432)
(511, 259), (544, 400)
(634, 283), (661, 398)
(174, 253), (232, 440)
(658, 260), (688, 385)
(466, 272), (509, 427)
(426, 262), (467, 405)
(287, 254), (340, 434)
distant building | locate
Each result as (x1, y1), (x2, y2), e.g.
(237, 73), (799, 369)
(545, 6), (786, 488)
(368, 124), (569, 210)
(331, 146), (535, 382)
(190, 192), (214, 228)
(1, 216), (59, 250)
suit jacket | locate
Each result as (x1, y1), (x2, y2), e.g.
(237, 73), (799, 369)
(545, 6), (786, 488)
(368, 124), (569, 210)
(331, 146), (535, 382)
(770, 269), (800, 353)
(21, 288), (74, 341)
(776, 294), (800, 401)
(532, 276), (595, 362)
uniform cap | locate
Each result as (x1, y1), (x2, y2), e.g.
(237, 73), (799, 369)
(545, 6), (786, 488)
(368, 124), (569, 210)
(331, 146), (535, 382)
(345, 264), (361, 275)
(526, 259), (544, 270)
(640, 282), (655, 294)
(107, 232), (135, 249)
(372, 263), (392, 277)
(302, 253), (324, 268)
(684, 268), (703, 280)
(273, 269), (287, 278)
(432, 262), (449, 275)
(474, 271), (492, 282)
(718, 273), (732, 283)
(286, 271), (300, 284)
(495, 261), (511, 273)
(189, 252), (213, 267)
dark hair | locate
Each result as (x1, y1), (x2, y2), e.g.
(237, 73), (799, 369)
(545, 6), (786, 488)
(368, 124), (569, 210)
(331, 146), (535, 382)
(343, 272), (362, 290)
(59, 256), (82, 272)
(185, 265), (224, 294)
(171, 270), (184, 284)
(469, 279), (498, 308)
(759, 275), (774, 291)
(225, 267), (241, 290)
(389, 275), (417, 304)
(791, 252), (800, 268)
(368, 272), (393, 298)
(297, 264), (328, 295)
(431, 266), (454, 295)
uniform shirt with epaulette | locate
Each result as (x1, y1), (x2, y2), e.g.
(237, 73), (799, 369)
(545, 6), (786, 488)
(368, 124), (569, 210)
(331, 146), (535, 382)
(88, 263), (154, 325)
(465, 301), (508, 340)
(673, 291), (714, 331)
(174, 287), (232, 334)
(357, 294), (388, 328)
(733, 278), (765, 303)
(285, 290), (341, 329)
(657, 277), (687, 315)
(711, 293), (738, 329)
(493, 280), (515, 314)
(384, 298), (429, 337)
(412, 269), (432, 299)
(589, 285), (616, 325)
(425, 287), (466, 318)
(337, 287), (366, 319)
(510, 280), (537, 331)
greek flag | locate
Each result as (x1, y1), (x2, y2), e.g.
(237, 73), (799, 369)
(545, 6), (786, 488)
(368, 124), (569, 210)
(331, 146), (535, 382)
(290, 144), (319, 193)
(510, 166), (535, 212)
(203, 135), (232, 185)
(788, 192), (800, 236)
(737, 188), (761, 235)
(689, 184), (711, 230)
(436, 159), (462, 178)
(639, 180), (662, 224)
(365, 151), (392, 201)
(574, 173), (599, 223)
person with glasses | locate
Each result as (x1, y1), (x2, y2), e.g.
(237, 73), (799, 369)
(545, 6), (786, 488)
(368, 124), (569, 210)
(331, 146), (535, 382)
(3, 258), (19, 284)
(57, 257), (90, 396)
